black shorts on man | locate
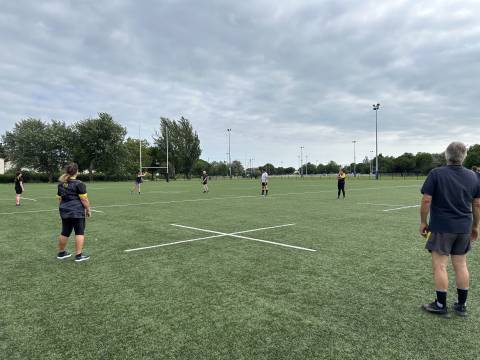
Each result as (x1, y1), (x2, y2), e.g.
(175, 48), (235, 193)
(425, 233), (471, 256)
(61, 218), (86, 237)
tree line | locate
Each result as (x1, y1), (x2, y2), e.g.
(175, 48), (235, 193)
(2, 114), (479, 181)
(1, 114), (201, 181)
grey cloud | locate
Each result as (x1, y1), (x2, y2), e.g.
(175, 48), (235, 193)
(1, 0), (479, 166)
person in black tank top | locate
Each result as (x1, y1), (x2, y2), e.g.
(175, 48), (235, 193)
(56, 163), (92, 263)
(14, 171), (24, 206)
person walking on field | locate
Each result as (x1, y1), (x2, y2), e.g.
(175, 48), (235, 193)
(131, 171), (145, 194)
(14, 171), (25, 206)
(337, 168), (346, 199)
(201, 170), (209, 193)
(56, 163), (91, 262)
(420, 142), (480, 316)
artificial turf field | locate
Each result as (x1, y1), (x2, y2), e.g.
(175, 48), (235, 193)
(1, 177), (479, 360)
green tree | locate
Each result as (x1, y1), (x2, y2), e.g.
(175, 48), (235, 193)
(210, 161), (228, 176)
(284, 167), (296, 175)
(193, 159), (210, 176)
(153, 117), (201, 178)
(325, 161), (339, 173)
(415, 152), (434, 174)
(2, 118), (74, 182)
(124, 137), (152, 176)
(465, 144), (480, 168)
(0, 141), (6, 159)
(262, 163), (275, 174)
(393, 153), (416, 173)
(73, 113), (127, 180)
(306, 162), (317, 174)
(230, 160), (244, 176)
(316, 163), (326, 174)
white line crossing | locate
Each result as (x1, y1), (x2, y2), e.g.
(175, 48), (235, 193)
(383, 205), (420, 212)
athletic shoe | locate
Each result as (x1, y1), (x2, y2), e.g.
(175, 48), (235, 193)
(453, 302), (467, 317)
(74, 254), (90, 263)
(422, 301), (448, 315)
(57, 251), (72, 260)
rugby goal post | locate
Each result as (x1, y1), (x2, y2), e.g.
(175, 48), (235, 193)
(139, 120), (170, 182)
(141, 166), (169, 181)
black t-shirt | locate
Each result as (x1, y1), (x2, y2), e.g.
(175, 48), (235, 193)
(14, 176), (23, 190)
(57, 179), (88, 219)
(136, 176), (143, 183)
(421, 165), (480, 233)
(202, 174), (208, 183)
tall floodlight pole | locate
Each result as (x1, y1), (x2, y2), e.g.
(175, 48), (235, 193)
(352, 140), (357, 177)
(300, 146), (304, 178)
(139, 122), (142, 174)
(227, 129), (232, 178)
(166, 125), (169, 182)
(372, 103), (380, 180)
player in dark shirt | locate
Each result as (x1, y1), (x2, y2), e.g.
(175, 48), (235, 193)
(201, 171), (209, 193)
(420, 142), (480, 316)
(56, 163), (91, 262)
(131, 171), (145, 194)
(14, 171), (25, 206)
(337, 168), (346, 199)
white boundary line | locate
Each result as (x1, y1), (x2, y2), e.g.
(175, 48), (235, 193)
(0, 184), (421, 216)
(20, 197), (37, 202)
(90, 209), (105, 214)
(170, 223), (315, 252)
(358, 202), (406, 207)
(125, 223), (313, 252)
(383, 205), (420, 212)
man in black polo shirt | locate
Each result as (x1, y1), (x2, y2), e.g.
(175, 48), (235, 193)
(420, 142), (480, 316)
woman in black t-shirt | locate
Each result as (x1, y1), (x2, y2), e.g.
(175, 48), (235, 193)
(56, 163), (91, 262)
(130, 171), (145, 195)
(14, 171), (24, 206)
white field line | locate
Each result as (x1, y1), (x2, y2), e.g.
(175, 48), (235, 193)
(90, 209), (105, 214)
(20, 197), (37, 202)
(358, 202), (407, 207)
(170, 223), (315, 252)
(125, 224), (297, 252)
(383, 205), (420, 212)
(125, 234), (226, 252)
(0, 184), (421, 216)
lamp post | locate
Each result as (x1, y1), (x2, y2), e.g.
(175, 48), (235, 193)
(352, 140), (357, 177)
(227, 129), (232, 178)
(372, 103), (380, 180)
(370, 150), (374, 177)
(300, 146), (304, 178)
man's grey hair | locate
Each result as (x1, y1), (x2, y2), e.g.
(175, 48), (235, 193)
(445, 142), (467, 165)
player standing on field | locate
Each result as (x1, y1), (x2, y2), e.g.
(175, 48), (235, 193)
(201, 170), (209, 193)
(420, 142), (480, 316)
(261, 168), (269, 197)
(337, 168), (346, 199)
(56, 163), (91, 262)
(14, 171), (25, 206)
(131, 171), (145, 194)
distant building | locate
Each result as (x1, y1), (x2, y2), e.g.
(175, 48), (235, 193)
(0, 158), (12, 175)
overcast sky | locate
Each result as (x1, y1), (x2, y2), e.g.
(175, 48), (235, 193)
(1, 0), (479, 167)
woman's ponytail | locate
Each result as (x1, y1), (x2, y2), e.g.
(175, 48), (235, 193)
(59, 163), (79, 183)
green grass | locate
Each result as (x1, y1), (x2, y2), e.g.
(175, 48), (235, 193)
(1, 178), (479, 359)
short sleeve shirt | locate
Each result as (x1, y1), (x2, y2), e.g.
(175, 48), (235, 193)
(57, 179), (88, 219)
(421, 165), (480, 233)
(261, 172), (268, 183)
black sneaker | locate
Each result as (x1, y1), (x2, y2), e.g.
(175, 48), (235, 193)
(57, 251), (72, 260)
(453, 302), (467, 317)
(74, 254), (90, 263)
(422, 301), (448, 315)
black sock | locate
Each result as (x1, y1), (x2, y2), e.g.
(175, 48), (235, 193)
(262, 190), (264, 195)
(436, 290), (447, 308)
(457, 288), (468, 305)
(265, 190), (268, 195)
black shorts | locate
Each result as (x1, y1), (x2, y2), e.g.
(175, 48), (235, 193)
(337, 182), (345, 189)
(15, 188), (23, 195)
(425, 232), (471, 256)
(61, 218), (86, 237)
(262, 182), (268, 187)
